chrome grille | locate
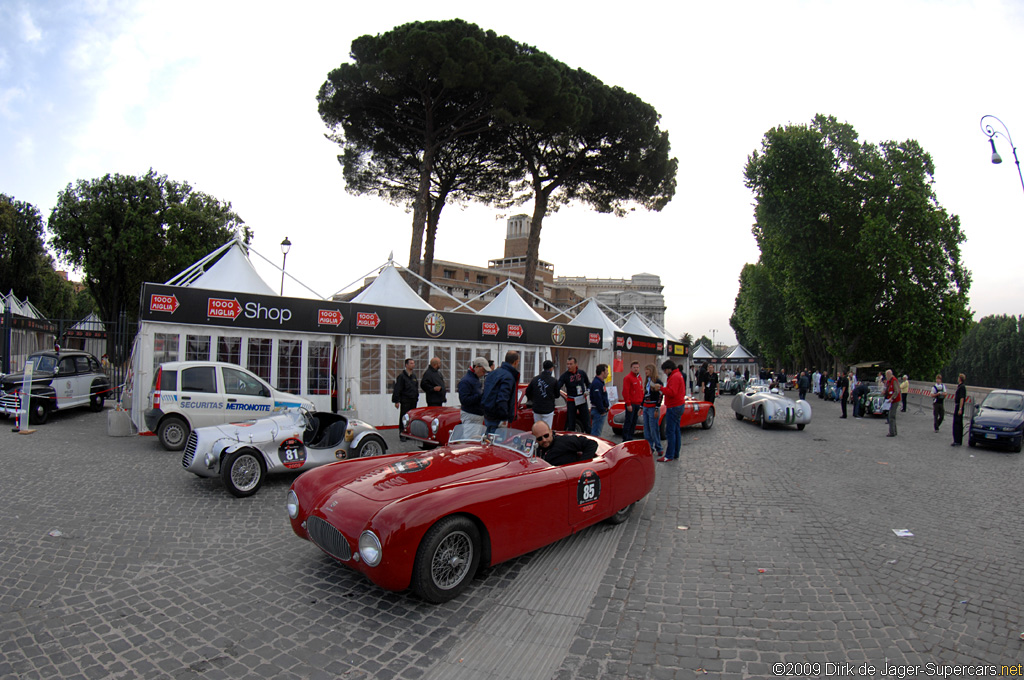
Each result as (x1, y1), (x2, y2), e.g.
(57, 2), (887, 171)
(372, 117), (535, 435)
(181, 432), (198, 468)
(307, 515), (352, 561)
(409, 420), (430, 439)
(0, 393), (19, 409)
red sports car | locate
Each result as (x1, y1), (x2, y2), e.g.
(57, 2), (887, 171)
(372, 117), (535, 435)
(287, 425), (655, 602)
(606, 396), (716, 437)
(400, 384), (579, 447)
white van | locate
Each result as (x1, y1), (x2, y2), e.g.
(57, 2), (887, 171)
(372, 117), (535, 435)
(144, 361), (314, 450)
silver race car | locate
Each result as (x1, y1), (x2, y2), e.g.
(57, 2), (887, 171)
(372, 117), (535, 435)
(731, 381), (812, 430)
(181, 408), (387, 497)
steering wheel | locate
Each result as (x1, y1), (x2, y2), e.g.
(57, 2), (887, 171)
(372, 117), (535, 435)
(300, 408), (316, 434)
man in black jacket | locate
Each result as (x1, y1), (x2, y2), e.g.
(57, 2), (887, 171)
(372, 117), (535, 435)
(531, 421), (597, 466)
(420, 356), (447, 406)
(557, 357), (590, 433)
(391, 358), (418, 427)
(526, 360), (559, 427)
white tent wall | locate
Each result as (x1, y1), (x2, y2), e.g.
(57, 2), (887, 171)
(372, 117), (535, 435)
(130, 321), (337, 432)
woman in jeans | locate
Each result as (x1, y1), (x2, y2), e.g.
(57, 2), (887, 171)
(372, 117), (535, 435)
(641, 364), (663, 457)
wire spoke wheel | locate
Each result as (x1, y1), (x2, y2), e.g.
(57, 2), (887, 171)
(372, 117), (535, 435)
(431, 530), (473, 590)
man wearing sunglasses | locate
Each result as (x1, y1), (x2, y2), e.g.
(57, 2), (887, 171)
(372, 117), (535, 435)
(531, 421), (597, 467)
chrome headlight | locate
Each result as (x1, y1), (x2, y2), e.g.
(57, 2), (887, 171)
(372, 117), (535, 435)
(204, 452), (217, 468)
(286, 490), (299, 519)
(401, 413), (410, 428)
(431, 418), (439, 434)
(359, 531), (382, 567)
(796, 408), (804, 417)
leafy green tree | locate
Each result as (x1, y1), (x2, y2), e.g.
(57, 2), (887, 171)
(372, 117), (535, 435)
(943, 315), (1024, 389)
(729, 262), (791, 365)
(505, 66), (677, 294)
(738, 114), (971, 377)
(0, 194), (49, 302)
(318, 20), (525, 285)
(48, 171), (250, 335)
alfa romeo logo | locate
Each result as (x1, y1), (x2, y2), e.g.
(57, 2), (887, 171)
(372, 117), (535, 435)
(626, 336), (633, 350)
(551, 325), (566, 345)
(424, 312), (446, 338)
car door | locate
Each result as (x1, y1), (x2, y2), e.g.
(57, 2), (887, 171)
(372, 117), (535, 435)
(54, 356), (80, 409)
(221, 365), (275, 420)
(178, 364), (223, 428)
(680, 399), (706, 428)
(561, 454), (613, 530)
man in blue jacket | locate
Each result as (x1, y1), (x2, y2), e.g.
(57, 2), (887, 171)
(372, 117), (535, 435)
(589, 364), (610, 437)
(458, 357), (490, 425)
(482, 351), (520, 435)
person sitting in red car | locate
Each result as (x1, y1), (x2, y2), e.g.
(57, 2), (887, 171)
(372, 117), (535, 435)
(531, 421), (597, 466)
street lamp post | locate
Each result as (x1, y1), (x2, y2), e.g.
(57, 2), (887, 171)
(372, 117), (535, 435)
(980, 115), (1024, 197)
(280, 237), (291, 295)
(709, 328), (717, 348)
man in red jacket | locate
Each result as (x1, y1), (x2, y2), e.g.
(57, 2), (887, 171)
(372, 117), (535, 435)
(622, 361), (644, 441)
(652, 360), (686, 461)
(884, 368), (901, 437)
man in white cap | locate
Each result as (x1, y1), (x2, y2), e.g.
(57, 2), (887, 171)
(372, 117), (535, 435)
(458, 357), (490, 425)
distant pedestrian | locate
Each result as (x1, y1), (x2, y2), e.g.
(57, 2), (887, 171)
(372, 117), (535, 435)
(931, 373), (946, 433)
(525, 360), (559, 427)
(798, 371), (809, 400)
(482, 351), (520, 435)
(703, 365), (718, 403)
(900, 374), (910, 412)
(837, 371), (849, 418)
(951, 373), (967, 446)
(421, 356), (447, 406)
(884, 369), (901, 437)
(812, 369), (821, 397)
(621, 361), (644, 441)
(819, 371), (829, 399)
(642, 364), (663, 457)
(652, 361), (686, 462)
(557, 357), (590, 433)
(391, 358), (418, 427)
(852, 376), (868, 419)
(457, 357), (490, 426)
(589, 364), (610, 437)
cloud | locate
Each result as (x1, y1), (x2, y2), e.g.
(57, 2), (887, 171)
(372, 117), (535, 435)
(19, 7), (42, 43)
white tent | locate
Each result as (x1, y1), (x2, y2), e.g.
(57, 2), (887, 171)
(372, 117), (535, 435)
(569, 298), (622, 340)
(166, 240), (276, 296)
(351, 264), (435, 310)
(620, 312), (657, 338)
(478, 282), (545, 321)
(724, 344), (755, 359)
(691, 343), (716, 359)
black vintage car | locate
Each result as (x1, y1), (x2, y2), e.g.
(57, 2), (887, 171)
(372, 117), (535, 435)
(0, 351), (111, 424)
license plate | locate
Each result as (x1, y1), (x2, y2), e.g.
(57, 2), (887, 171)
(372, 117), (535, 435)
(986, 433), (997, 439)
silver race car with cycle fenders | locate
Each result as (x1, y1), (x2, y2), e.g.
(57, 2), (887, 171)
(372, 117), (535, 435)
(731, 380), (812, 430)
(181, 408), (387, 497)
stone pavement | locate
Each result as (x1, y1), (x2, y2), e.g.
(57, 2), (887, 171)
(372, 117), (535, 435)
(0, 393), (1021, 679)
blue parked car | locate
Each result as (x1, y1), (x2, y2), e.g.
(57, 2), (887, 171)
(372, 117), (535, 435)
(969, 389), (1024, 453)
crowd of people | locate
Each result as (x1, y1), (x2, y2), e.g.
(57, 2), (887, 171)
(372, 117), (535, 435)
(393, 354), (972, 456)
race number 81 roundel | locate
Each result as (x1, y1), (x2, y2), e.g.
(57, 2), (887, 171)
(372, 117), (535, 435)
(577, 469), (601, 506)
(278, 437), (307, 469)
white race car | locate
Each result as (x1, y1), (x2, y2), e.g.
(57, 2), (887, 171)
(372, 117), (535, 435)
(731, 381), (812, 430)
(181, 409), (387, 497)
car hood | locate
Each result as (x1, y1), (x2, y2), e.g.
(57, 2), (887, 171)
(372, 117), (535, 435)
(336, 443), (515, 502)
(972, 408), (1024, 428)
(407, 406), (458, 422)
(2, 373), (56, 388)
(197, 412), (299, 442)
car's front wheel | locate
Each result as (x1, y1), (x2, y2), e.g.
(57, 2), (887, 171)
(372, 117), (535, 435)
(89, 389), (105, 412)
(735, 410), (744, 420)
(412, 515), (481, 603)
(605, 502), (635, 525)
(701, 407), (715, 430)
(157, 417), (190, 451)
(757, 407), (768, 430)
(221, 449), (266, 498)
(29, 398), (50, 425)
(354, 435), (386, 458)
(797, 423), (806, 431)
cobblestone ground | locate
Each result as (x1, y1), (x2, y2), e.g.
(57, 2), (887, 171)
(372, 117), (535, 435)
(1, 393), (1021, 679)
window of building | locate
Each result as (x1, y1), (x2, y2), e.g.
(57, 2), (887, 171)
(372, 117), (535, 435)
(307, 341), (331, 395)
(247, 338), (273, 382)
(386, 344), (406, 389)
(521, 348), (536, 381)
(185, 335), (211, 362)
(455, 348), (472, 377)
(360, 343), (381, 394)
(277, 339), (302, 393)
(153, 333), (179, 372)
(217, 336), (242, 365)
(476, 275), (487, 284)
(443, 269), (456, 279)
(411, 345), (429, 372)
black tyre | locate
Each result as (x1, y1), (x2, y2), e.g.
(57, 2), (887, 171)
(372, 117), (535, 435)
(735, 411), (744, 421)
(701, 407), (715, 430)
(157, 417), (190, 451)
(605, 502), (635, 525)
(659, 418), (666, 440)
(221, 448), (266, 498)
(29, 399), (50, 425)
(1013, 440), (1021, 454)
(412, 515), (481, 603)
(355, 435), (386, 457)
(757, 407), (768, 430)
(968, 437), (976, 448)
(797, 423), (806, 431)
(89, 389), (105, 412)
(574, 419), (587, 433)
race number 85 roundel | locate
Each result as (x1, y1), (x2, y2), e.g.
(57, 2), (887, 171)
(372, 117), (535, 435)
(577, 469), (601, 506)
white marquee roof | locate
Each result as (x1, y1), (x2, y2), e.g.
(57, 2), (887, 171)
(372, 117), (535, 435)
(166, 240), (276, 296)
(724, 344), (755, 359)
(351, 264), (435, 310)
(569, 299), (621, 337)
(620, 312), (658, 338)
(691, 343), (716, 359)
(478, 283), (545, 321)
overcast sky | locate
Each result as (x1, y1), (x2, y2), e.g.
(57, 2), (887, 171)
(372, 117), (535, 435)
(3, 0), (1023, 346)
